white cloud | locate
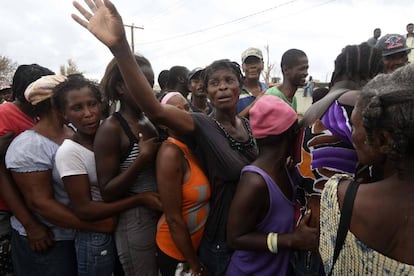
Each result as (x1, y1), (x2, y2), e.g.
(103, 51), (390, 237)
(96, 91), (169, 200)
(1, 0), (413, 84)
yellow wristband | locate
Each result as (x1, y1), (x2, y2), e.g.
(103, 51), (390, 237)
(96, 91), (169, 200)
(270, 232), (278, 254)
(267, 232), (274, 253)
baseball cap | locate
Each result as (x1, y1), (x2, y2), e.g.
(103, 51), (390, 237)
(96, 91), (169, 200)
(188, 67), (204, 81)
(0, 82), (11, 91)
(249, 95), (297, 139)
(377, 34), (412, 57)
(241, 47), (263, 63)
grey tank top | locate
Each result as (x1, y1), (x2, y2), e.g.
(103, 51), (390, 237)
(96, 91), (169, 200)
(113, 112), (157, 194)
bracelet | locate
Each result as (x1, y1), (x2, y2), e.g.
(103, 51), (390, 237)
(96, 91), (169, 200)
(266, 232), (278, 254)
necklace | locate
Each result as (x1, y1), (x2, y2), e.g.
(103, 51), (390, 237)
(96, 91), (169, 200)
(212, 116), (256, 151)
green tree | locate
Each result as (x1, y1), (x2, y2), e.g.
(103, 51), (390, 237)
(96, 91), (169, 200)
(0, 56), (18, 82)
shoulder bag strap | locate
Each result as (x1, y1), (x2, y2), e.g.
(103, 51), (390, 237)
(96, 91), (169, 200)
(328, 180), (360, 276)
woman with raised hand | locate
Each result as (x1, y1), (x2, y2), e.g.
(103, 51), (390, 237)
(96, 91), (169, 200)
(319, 64), (414, 274)
(72, 2), (258, 275)
(5, 75), (114, 276)
(156, 92), (211, 276)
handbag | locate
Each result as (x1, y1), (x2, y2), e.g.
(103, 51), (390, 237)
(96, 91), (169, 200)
(327, 180), (360, 276)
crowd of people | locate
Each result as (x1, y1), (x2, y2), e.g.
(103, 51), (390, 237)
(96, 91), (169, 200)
(0, 1), (413, 275)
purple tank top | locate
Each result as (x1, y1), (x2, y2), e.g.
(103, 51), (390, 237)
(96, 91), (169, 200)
(226, 165), (296, 276)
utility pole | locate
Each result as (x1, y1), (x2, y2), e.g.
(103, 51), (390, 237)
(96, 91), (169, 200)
(124, 23), (144, 53)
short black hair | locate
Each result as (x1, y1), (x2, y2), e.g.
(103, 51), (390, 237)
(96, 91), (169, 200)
(158, 69), (169, 90)
(168, 66), (189, 88)
(280, 49), (307, 73)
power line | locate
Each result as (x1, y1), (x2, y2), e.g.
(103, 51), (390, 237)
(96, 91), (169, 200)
(149, 0), (336, 61)
(138, 0), (299, 45)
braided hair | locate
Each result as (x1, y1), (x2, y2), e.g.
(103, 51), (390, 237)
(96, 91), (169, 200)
(330, 42), (383, 87)
(359, 64), (414, 179)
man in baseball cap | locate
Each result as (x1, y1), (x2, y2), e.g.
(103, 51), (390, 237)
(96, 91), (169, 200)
(377, 33), (412, 73)
(188, 67), (214, 115)
(237, 47), (267, 118)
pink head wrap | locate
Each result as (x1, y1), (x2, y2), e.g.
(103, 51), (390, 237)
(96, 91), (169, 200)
(160, 91), (182, 105)
(249, 95), (297, 139)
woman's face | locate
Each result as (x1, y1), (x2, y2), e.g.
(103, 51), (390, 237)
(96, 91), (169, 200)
(206, 68), (240, 111)
(350, 99), (383, 166)
(64, 87), (101, 136)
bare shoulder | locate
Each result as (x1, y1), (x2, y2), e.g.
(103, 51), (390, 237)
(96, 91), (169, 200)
(337, 89), (360, 107)
(238, 169), (268, 194)
(157, 141), (183, 160)
(336, 177), (353, 210)
(94, 116), (122, 147)
(137, 115), (158, 138)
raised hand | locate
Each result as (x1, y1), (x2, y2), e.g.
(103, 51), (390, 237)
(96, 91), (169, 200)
(72, 0), (126, 50)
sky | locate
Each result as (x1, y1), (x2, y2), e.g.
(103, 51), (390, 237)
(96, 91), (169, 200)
(1, 0), (413, 85)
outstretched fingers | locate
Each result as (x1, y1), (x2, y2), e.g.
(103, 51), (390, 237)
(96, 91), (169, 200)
(72, 1), (93, 28)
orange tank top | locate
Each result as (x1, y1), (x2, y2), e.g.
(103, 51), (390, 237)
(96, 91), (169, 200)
(156, 137), (211, 261)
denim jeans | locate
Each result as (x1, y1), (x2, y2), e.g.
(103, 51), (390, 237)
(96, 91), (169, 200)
(199, 238), (232, 276)
(11, 229), (77, 276)
(75, 231), (116, 276)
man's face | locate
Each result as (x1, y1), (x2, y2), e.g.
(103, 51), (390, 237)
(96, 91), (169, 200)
(284, 56), (309, 87)
(188, 73), (205, 97)
(383, 51), (409, 73)
(374, 29), (381, 39)
(242, 56), (264, 80)
(407, 24), (414, 34)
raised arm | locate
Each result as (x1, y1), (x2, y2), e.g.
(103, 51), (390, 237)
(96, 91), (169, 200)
(72, 0), (194, 134)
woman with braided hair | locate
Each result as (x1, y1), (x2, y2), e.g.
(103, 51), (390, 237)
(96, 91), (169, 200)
(294, 42), (383, 275)
(319, 64), (414, 274)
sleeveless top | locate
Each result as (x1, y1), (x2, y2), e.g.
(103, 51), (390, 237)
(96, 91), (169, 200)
(156, 137), (211, 261)
(113, 112), (157, 194)
(226, 165), (295, 275)
(320, 174), (414, 275)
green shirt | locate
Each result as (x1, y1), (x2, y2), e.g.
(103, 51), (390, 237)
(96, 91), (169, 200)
(265, 86), (297, 112)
